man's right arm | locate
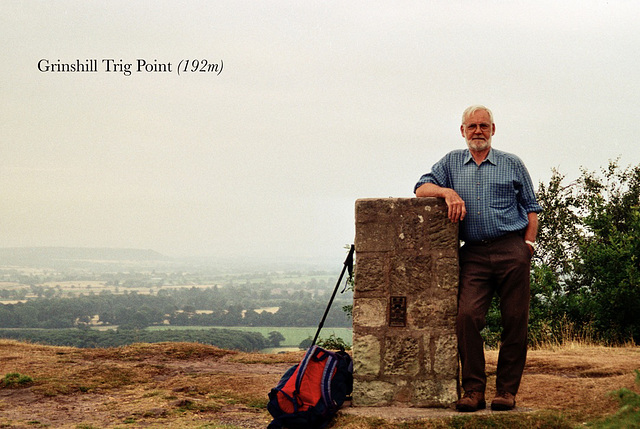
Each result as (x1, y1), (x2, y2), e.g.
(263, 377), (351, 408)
(415, 183), (467, 223)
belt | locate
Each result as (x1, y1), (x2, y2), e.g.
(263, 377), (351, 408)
(465, 231), (522, 246)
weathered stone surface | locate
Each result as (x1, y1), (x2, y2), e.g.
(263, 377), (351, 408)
(408, 295), (457, 329)
(353, 298), (387, 328)
(388, 254), (433, 296)
(383, 335), (420, 376)
(412, 379), (459, 406)
(352, 334), (381, 376)
(355, 221), (395, 252)
(353, 198), (459, 408)
(430, 333), (459, 378)
(354, 198), (396, 223)
(434, 257), (459, 290)
(397, 210), (432, 251)
(354, 253), (387, 296)
(422, 206), (458, 251)
(352, 380), (401, 406)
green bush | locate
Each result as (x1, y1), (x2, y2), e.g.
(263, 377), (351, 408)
(480, 161), (640, 346)
(589, 369), (640, 428)
(1, 372), (33, 388)
(316, 333), (351, 351)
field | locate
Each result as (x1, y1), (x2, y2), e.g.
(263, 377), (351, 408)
(0, 340), (639, 428)
(1, 281), (219, 299)
(148, 325), (354, 350)
(0, 264), (340, 300)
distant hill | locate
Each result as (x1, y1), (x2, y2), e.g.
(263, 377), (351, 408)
(0, 247), (171, 269)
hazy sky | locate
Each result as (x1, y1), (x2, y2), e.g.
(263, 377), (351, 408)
(2, 1), (639, 266)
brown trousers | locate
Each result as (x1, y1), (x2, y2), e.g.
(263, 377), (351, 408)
(457, 232), (532, 395)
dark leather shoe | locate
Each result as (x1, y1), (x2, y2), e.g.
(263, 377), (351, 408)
(491, 391), (516, 411)
(456, 390), (486, 412)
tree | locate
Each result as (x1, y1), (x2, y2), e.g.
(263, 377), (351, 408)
(534, 168), (582, 276)
(570, 161), (640, 342)
(530, 160), (640, 344)
(298, 337), (313, 350)
(268, 331), (285, 347)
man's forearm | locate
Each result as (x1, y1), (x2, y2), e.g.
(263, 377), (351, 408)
(415, 183), (448, 198)
(524, 212), (539, 243)
(415, 183), (466, 223)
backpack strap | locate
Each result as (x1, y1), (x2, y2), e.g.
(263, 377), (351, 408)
(320, 352), (338, 410)
(294, 345), (339, 411)
(293, 345), (319, 398)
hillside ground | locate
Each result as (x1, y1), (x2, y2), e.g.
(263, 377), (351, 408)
(0, 339), (638, 428)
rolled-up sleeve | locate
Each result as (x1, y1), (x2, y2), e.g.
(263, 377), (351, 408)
(515, 159), (543, 214)
(414, 155), (451, 194)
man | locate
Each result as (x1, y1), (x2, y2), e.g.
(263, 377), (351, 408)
(414, 105), (542, 412)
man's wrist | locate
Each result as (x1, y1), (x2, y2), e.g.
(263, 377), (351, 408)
(525, 240), (536, 252)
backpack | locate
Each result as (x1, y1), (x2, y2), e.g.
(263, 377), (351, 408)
(267, 345), (353, 429)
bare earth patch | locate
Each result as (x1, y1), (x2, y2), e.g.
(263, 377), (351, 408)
(0, 340), (638, 428)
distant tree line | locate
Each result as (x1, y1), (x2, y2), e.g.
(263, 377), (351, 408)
(0, 286), (351, 330)
(0, 328), (267, 352)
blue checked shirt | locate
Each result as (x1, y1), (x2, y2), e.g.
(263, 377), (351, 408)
(414, 148), (542, 242)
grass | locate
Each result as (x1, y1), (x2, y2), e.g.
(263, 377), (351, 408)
(1, 372), (34, 388)
(147, 325), (353, 348)
(0, 339), (638, 428)
(528, 316), (637, 351)
(587, 369), (640, 428)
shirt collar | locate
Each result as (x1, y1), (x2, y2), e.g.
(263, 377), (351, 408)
(464, 147), (496, 165)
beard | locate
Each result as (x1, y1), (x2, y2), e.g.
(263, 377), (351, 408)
(466, 136), (491, 152)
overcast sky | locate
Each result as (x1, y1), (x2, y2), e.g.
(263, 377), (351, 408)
(2, 1), (639, 267)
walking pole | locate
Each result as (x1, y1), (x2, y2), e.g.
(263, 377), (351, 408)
(311, 244), (355, 347)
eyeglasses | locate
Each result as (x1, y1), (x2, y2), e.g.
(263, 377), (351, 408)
(464, 123), (492, 132)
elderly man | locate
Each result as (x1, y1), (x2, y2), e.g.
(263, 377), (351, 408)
(414, 105), (542, 412)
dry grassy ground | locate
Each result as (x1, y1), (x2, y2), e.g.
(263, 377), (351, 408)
(0, 339), (638, 428)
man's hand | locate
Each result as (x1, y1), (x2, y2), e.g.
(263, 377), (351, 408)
(443, 188), (466, 223)
(415, 183), (466, 223)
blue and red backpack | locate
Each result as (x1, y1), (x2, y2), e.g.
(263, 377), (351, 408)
(267, 345), (353, 429)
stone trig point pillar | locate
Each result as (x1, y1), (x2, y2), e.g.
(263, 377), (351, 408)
(352, 198), (459, 407)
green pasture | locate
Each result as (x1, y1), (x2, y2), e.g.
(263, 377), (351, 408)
(148, 325), (352, 348)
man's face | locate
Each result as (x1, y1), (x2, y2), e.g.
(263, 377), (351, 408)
(461, 110), (495, 152)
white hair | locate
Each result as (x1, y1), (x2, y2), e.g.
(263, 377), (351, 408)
(462, 105), (494, 124)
